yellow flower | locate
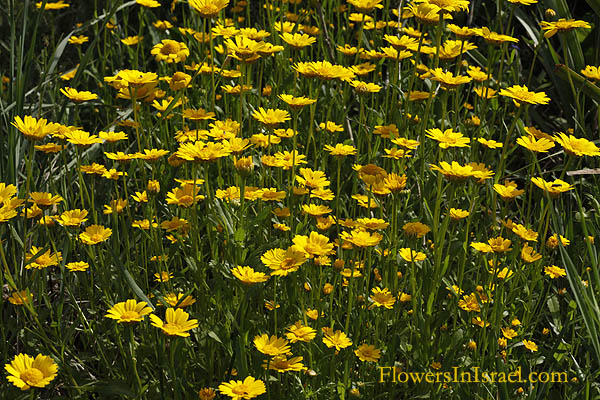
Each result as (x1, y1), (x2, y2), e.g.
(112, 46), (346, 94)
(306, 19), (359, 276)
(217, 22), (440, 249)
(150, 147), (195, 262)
(415, 0), (470, 13)
(478, 27), (519, 45)
(322, 328), (352, 351)
(198, 387), (217, 400)
(151, 39), (189, 63)
(65, 130), (103, 146)
(25, 246), (62, 270)
(254, 334), (291, 356)
(540, 19), (591, 38)
(36, 0), (69, 9)
(100, 131), (128, 143)
(369, 287), (396, 309)
(251, 107), (290, 127)
(429, 68), (472, 89)
(340, 229), (383, 247)
(296, 168), (330, 189)
(263, 355), (305, 373)
(149, 308), (199, 337)
(5, 353), (58, 390)
(189, 0), (229, 17)
(544, 265), (566, 279)
(553, 132), (600, 157)
(224, 35), (267, 60)
(521, 244), (542, 263)
(516, 135), (555, 152)
(493, 180), (524, 201)
(301, 204), (332, 217)
(531, 177), (574, 197)
(512, 223), (538, 242)
(426, 128), (470, 148)
(28, 192), (63, 209)
(430, 161), (474, 181)
(499, 85), (550, 106)
(218, 376), (266, 400)
(56, 209), (88, 226)
(292, 232), (334, 258)
(581, 65), (600, 81)
(349, 80), (382, 93)
(137, 0), (160, 6)
(261, 247), (307, 276)
(347, 0), (384, 12)
(319, 121), (344, 133)
(121, 36), (142, 46)
(294, 60), (356, 81)
(280, 32), (316, 49)
(354, 344), (381, 362)
(324, 143), (357, 157)
(11, 115), (59, 141)
(232, 266), (269, 284)
(398, 248), (427, 262)
(458, 293), (480, 312)
(502, 327), (518, 339)
(60, 87), (98, 102)
(449, 208), (469, 220)
(105, 299), (153, 323)
(65, 261), (90, 272)
(154, 271), (173, 283)
(522, 339), (538, 352)
(68, 35), (89, 45)
(79, 224), (112, 245)
(7, 290), (33, 305)
(286, 321), (317, 343)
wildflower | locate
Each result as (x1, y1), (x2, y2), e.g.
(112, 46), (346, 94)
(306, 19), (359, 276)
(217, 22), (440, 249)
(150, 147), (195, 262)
(478, 27), (519, 45)
(502, 327), (518, 339)
(302, 204), (332, 217)
(36, 1), (69, 9)
(7, 290), (33, 305)
(402, 222), (430, 238)
(264, 355), (305, 372)
(554, 132), (600, 157)
(531, 177), (574, 197)
(355, 344), (381, 362)
(261, 247), (307, 276)
(472, 316), (489, 328)
(429, 68), (472, 89)
(349, 80), (382, 93)
(292, 232), (334, 258)
(493, 180), (524, 201)
(358, 164), (387, 186)
(516, 135), (555, 153)
(546, 234), (570, 249)
(56, 209), (88, 227)
(11, 115), (58, 141)
(355, 218), (389, 230)
(25, 246), (62, 270)
(296, 168), (330, 189)
(426, 128), (470, 148)
(399, 248), (427, 262)
(100, 131), (128, 143)
(60, 87), (98, 102)
(286, 321), (317, 343)
(121, 36), (142, 46)
(198, 387), (217, 400)
(280, 32), (316, 49)
(319, 121), (344, 133)
(166, 184), (204, 207)
(521, 244), (542, 263)
(322, 328), (352, 351)
(458, 293), (480, 312)
(407, 2), (443, 25)
(369, 287), (396, 309)
(251, 107), (290, 128)
(544, 265), (566, 279)
(218, 376), (266, 400)
(65, 261), (90, 272)
(430, 161), (474, 181)
(79, 225), (112, 245)
(508, 0), (537, 4)
(150, 308), (198, 337)
(340, 229), (383, 247)
(68, 35), (89, 45)
(154, 271), (173, 283)
(522, 339), (538, 352)
(136, 0), (161, 7)
(347, 0), (383, 12)
(254, 334), (290, 356)
(65, 130), (103, 147)
(540, 19), (591, 38)
(28, 192), (63, 209)
(499, 85), (550, 106)
(105, 299), (153, 323)
(232, 266), (269, 284)
(189, 0), (229, 17)
(581, 65), (600, 81)
(5, 353), (58, 390)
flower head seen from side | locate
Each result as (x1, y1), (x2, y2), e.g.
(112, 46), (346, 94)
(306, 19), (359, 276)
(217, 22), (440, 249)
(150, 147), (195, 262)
(429, 68), (472, 89)
(553, 132), (600, 157)
(11, 115), (59, 142)
(280, 32), (316, 49)
(5, 353), (58, 390)
(544, 265), (566, 279)
(522, 339), (538, 352)
(189, 0), (229, 18)
(581, 65), (600, 82)
(105, 299), (153, 323)
(516, 135), (555, 153)
(149, 308), (198, 337)
(218, 376), (266, 400)
(426, 128), (470, 148)
(286, 321), (317, 343)
(60, 87), (98, 102)
(430, 161), (474, 181)
(263, 355), (305, 373)
(251, 107), (290, 128)
(531, 177), (574, 198)
(261, 247), (307, 276)
(540, 19), (591, 38)
(232, 266), (269, 285)
(499, 85), (550, 106)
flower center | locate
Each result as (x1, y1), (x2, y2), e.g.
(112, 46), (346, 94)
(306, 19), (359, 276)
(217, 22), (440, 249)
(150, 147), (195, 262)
(120, 310), (140, 321)
(161, 42), (179, 55)
(232, 385), (249, 395)
(21, 368), (44, 385)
